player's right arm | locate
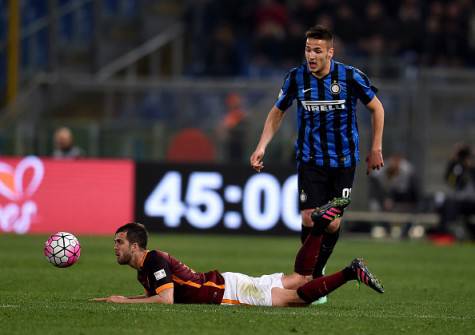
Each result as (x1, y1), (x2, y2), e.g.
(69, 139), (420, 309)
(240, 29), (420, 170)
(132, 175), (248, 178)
(250, 69), (297, 172)
(250, 106), (285, 172)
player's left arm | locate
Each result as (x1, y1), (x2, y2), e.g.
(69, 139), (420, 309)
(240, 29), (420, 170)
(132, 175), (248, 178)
(91, 295), (146, 302)
(365, 96), (385, 175)
(121, 294), (148, 299)
(92, 292), (150, 301)
(92, 288), (174, 304)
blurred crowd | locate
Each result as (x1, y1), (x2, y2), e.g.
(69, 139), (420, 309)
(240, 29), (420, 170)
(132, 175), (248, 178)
(366, 144), (475, 241)
(185, 0), (475, 77)
(435, 143), (475, 240)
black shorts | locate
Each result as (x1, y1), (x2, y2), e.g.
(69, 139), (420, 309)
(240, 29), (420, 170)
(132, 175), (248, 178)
(298, 162), (355, 211)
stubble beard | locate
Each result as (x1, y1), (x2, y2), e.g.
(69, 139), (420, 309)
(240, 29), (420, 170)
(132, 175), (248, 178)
(117, 253), (131, 265)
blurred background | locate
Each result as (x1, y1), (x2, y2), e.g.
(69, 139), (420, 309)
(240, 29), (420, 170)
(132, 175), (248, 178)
(1, 0), (475, 239)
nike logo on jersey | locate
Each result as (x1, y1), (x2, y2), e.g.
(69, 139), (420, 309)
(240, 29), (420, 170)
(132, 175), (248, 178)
(302, 88), (312, 94)
(301, 100), (346, 112)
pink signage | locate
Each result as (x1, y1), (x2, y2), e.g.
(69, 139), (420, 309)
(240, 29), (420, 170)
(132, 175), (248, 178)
(0, 156), (134, 235)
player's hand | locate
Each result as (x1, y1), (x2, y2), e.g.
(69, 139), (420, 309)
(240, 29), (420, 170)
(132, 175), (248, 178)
(91, 297), (108, 302)
(366, 149), (384, 175)
(250, 148), (265, 172)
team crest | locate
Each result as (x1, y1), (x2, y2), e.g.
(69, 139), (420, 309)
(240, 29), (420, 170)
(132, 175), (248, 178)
(300, 189), (307, 203)
(330, 82), (341, 95)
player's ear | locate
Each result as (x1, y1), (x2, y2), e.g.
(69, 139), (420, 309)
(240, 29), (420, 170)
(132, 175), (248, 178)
(327, 47), (334, 60)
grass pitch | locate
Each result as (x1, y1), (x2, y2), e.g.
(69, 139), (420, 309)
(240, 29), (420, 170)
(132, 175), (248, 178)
(0, 233), (474, 334)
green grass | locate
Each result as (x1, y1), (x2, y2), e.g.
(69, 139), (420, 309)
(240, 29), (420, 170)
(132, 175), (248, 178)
(0, 234), (474, 334)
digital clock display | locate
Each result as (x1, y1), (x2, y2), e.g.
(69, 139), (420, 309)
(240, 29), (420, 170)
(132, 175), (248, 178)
(135, 163), (301, 235)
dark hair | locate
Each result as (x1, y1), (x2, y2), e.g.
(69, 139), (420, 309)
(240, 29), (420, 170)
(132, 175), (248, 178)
(116, 222), (148, 249)
(305, 25), (334, 44)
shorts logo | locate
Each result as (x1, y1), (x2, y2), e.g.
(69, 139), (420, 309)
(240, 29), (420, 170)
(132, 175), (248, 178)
(154, 269), (167, 281)
(300, 189), (307, 203)
(331, 82), (341, 95)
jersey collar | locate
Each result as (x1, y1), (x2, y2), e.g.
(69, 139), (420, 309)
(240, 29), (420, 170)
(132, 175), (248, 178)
(138, 250), (150, 269)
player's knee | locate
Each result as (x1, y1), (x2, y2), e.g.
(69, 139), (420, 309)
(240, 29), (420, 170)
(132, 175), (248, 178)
(283, 273), (310, 289)
(325, 218), (341, 233)
(297, 274), (312, 286)
(301, 209), (314, 227)
(293, 274), (311, 287)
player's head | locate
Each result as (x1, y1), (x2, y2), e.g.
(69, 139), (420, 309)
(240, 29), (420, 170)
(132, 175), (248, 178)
(114, 223), (148, 265)
(304, 25), (334, 75)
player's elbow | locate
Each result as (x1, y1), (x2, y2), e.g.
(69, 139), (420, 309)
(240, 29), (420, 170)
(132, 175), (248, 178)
(270, 106), (285, 121)
(151, 296), (173, 304)
(367, 96), (384, 114)
(163, 295), (174, 304)
(156, 289), (174, 304)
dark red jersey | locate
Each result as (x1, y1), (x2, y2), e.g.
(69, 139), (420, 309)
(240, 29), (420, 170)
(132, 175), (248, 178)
(137, 250), (224, 304)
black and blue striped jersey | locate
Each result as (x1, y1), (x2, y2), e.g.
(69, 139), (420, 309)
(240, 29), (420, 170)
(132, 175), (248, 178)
(275, 60), (378, 168)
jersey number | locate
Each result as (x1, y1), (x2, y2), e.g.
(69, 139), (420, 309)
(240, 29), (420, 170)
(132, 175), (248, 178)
(342, 188), (352, 198)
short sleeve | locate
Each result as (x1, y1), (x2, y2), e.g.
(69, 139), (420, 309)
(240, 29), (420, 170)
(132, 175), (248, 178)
(351, 68), (378, 105)
(275, 70), (297, 111)
(145, 254), (174, 295)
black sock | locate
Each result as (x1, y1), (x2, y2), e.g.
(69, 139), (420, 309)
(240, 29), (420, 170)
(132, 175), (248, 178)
(342, 266), (355, 281)
(312, 228), (340, 278)
(300, 225), (313, 244)
(311, 213), (334, 236)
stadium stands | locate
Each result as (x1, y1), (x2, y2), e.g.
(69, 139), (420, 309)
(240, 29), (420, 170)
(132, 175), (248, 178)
(3, 1), (475, 89)
(0, 0), (143, 103)
(1, 0), (475, 227)
(184, 0), (475, 78)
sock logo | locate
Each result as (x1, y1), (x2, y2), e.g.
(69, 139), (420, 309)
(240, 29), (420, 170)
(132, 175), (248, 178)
(300, 189), (307, 203)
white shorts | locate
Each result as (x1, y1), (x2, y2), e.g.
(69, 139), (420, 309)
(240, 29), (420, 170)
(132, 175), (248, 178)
(221, 272), (284, 306)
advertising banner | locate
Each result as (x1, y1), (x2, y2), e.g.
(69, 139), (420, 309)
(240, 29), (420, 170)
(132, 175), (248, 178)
(0, 156), (134, 235)
(136, 163), (300, 235)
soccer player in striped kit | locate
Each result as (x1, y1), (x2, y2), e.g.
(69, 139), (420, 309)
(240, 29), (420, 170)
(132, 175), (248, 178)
(250, 25), (385, 302)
